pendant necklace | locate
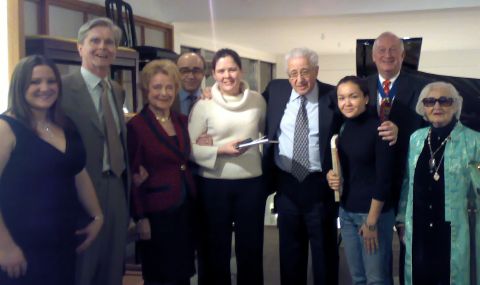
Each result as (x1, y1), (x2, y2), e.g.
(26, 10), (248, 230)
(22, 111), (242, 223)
(427, 128), (450, 181)
(37, 120), (54, 139)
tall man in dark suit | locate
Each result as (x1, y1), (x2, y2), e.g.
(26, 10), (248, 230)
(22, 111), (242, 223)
(367, 31), (430, 285)
(61, 17), (130, 285)
(262, 48), (343, 285)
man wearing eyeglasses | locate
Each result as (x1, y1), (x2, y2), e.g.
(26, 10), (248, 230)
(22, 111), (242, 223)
(176, 52), (206, 116)
(367, 31), (430, 285)
(262, 47), (343, 285)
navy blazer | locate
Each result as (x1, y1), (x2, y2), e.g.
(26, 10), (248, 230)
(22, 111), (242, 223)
(127, 106), (196, 219)
(262, 79), (343, 193)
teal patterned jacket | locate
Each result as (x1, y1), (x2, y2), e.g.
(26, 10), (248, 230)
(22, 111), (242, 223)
(397, 122), (480, 285)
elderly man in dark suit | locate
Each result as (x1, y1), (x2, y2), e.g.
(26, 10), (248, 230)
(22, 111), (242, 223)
(61, 17), (130, 285)
(262, 47), (342, 285)
(263, 47), (399, 285)
(367, 31), (430, 285)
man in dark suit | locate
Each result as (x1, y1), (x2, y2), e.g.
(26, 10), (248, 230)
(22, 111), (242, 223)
(176, 52), (206, 116)
(367, 31), (430, 285)
(61, 17), (130, 285)
(262, 47), (343, 285)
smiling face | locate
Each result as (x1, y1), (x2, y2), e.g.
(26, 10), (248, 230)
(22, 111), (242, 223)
(212, 55), (243, 96)
(78, 25), (117, 77)
(147, 72), (177, 113)
(337, 81), (369, 119)
(25, 65), (59, 111)
(287, 56), (319, 96)
(177, 53), (205, 93)
(372, 34), (405, 79)
(423, 87), (456, 128)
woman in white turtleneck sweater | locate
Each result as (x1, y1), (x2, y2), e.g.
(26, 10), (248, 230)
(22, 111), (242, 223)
(188, 48), (266, 285)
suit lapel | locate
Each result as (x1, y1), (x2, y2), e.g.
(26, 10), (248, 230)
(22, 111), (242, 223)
(269, 82), (291, 139)
(141, 108), (186, 160)
(317, 84), (334, 167)
(393, 72), (415, 106)
(68, 71), (104, 135)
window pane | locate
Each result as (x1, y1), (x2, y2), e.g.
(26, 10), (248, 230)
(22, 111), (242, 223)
(144, 27), (165, 48)
(24, 1), (38, 36)
(204, 50), (215, 87)
(49, 6), (84, 39)
(260, 61), (274, 93)
(241, 58), (258, 92)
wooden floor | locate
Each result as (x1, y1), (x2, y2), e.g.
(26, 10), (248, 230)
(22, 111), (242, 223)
(123, 226), (401, 285)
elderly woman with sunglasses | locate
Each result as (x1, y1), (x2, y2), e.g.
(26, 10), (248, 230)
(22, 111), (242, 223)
(396, 81), (480, 285)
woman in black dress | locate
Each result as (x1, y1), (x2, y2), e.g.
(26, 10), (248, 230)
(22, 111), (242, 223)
(0, 55), (103, 284)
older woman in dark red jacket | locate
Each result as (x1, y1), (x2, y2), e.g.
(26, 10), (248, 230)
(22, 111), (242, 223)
(127, 59), (196, 285)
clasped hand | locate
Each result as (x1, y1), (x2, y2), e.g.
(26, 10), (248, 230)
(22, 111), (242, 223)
(0, 243), (27, 279)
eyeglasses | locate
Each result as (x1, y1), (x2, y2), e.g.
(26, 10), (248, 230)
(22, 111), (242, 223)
(179, 67), (204, 76)
(422, 96), (454, 107)
(288, 69), (312, 79)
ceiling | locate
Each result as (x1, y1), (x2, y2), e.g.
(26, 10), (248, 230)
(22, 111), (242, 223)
(85, 0), (480, 56)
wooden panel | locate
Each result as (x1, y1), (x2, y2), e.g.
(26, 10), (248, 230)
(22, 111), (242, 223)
(8, 0), (25, 79)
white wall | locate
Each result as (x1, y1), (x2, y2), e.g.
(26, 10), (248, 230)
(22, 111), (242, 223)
(174, 32), (277, 63)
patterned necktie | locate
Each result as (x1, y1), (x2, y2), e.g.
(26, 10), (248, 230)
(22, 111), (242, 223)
(100, 80), (125, 177)
(379, 79), (391, 122)
(187, 93), (196, 114)
(291, 96), (310, 182)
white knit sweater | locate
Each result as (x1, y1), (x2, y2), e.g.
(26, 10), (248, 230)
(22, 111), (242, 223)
(188, 82), (266, 179)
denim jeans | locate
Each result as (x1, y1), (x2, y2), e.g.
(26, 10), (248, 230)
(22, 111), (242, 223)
(340, 207), (394, 285)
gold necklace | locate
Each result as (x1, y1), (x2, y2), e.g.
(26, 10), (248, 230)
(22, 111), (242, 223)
(427, 128), (451, 181)
(155, 115), (170, 123)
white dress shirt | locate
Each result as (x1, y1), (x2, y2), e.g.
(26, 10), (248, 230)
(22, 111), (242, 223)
(275, 83), (322, 173)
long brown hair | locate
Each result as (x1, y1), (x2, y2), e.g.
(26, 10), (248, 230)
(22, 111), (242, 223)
(8, 55), (68, 130)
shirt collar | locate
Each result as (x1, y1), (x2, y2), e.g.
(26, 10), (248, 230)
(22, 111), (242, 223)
(378, 71), (400, 86)
(179, 88), (201, 102)
(81, 67), (110, 90)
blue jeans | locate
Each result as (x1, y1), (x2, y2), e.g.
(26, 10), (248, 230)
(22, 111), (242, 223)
(340, 207), (394, 285)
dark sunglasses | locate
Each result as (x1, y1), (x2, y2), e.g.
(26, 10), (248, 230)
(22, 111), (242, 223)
(422, 96), (454, 107)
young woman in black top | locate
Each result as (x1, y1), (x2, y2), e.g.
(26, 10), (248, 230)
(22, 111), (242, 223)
(327, 76), (395, 285)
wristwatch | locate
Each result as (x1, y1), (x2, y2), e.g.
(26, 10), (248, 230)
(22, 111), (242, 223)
(365, 222), (377, 231)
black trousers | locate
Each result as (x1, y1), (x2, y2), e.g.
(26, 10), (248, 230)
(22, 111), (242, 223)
(276, 170), (339, 285)
(196, 176), (266, 285)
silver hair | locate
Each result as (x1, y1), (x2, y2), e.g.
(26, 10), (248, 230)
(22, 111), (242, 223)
(373, 31), (405, 53)
(285, 47), (319, 74)
(415, 81), (463, 120)
(77, 17), (122, 46)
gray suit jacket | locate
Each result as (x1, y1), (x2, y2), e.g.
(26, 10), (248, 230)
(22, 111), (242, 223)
(61, 69), (130, 204)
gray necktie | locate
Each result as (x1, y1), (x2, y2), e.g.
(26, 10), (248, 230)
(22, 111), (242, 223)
(100, 80), (125, 177)
(291, 96), (310, 182)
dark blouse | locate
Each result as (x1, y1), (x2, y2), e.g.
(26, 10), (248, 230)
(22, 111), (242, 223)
(411, 119), (456, 284)
(338, 111), (395, 213)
